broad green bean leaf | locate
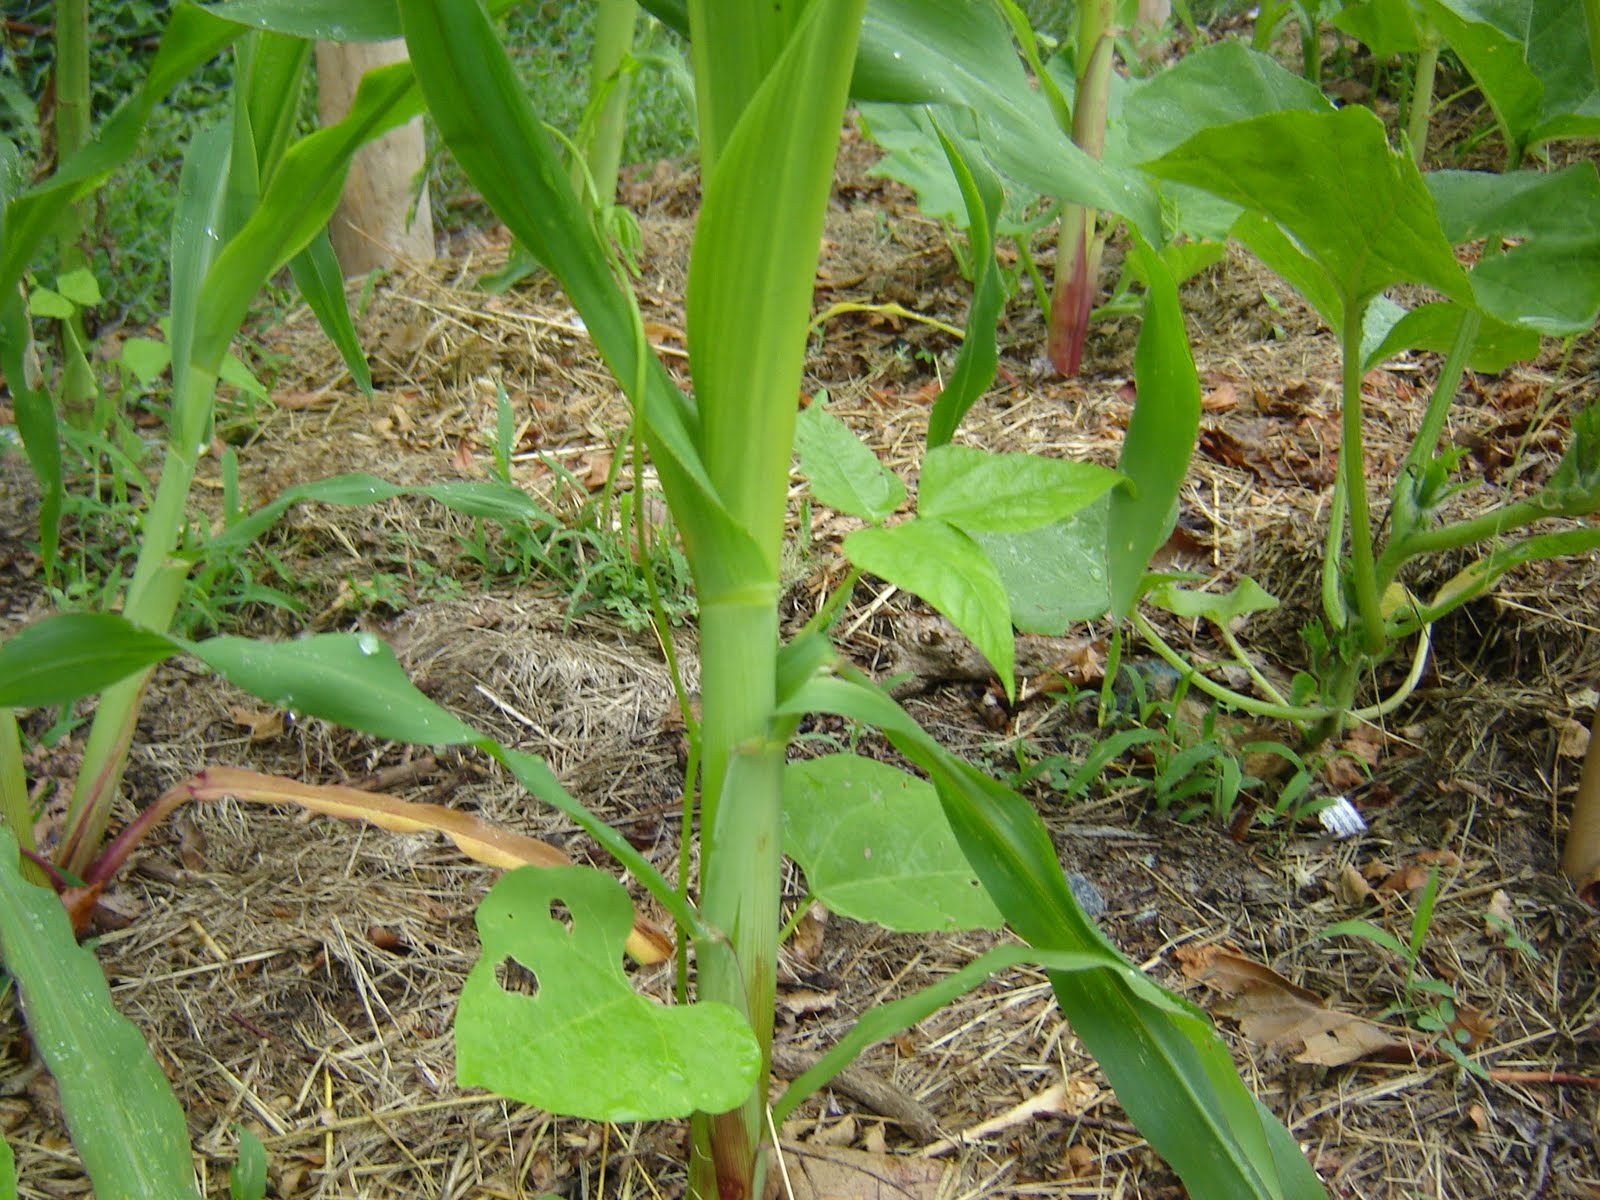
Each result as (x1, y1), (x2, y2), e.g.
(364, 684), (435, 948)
(1, 7), (241, 298)
(1115, 42), (1330, 241)
(289, 232), (373, 397)
(925, 113), (1008, 448)
(1428, 164), (1600, 334)
(207, 473), (553, 551)
(1107, 241), (1200, 618)
(1147, 577), (1280, 623)
(219, 349), (269, 400)
(189, 633), (478, 746)
(54, 267), (101, 308)
(228, 1126), (267, 1200)
(1363, 301), (1540, 372)
(972, 498), (1111, 633)
(1120, 41), (1332, 165)
(0, 831), (204, 1200)
(783, 754), (1002, 931)
(121, 337), (173, 386)
(921, 445), (1120, 533)
(844, 519), (1014, 698)
(1525, 0), (1600, 139)
(1148, 107), (1471, 310)
(795, 397), (905, 522)
(854, 0), (1161, 232)
(0, 614), (181, 707)
(1418, 0), (1543, 148)
(1230, 212), (1344, 330)
(0, 1136), (13, 1200)
(779, 675), (1326, 1200)
(456, 865), (760, 1120)
(25, 288), (74, 320)
(1333, 0), (1424, 57)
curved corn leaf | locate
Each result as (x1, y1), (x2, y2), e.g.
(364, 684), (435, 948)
(925, 113), (1006, 448)
(0, 7), (242, 298)
(0, 830), (203, 1200)
(192, 61), (423, 371)
(398, 0), (766, 600)
(1107, 239), (1200, 617)
(779, 674), (1326, 1200)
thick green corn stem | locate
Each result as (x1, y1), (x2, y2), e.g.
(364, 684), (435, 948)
(52, 0), (97, 428)
(57, 368), (218, 876)
(0, 709), (45, 885)
(581, 0), (640, 205)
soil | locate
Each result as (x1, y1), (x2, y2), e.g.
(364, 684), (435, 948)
(2, 110), (1598, 1200)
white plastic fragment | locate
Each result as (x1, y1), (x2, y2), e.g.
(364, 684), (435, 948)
(1318, 795), (1367, 839)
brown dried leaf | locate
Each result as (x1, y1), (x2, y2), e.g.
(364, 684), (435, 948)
(228, 706), (284, 741)
(1183, 947), (1406, 1067)
(1339, 863), (1374, 905)
(1555, 716), (1592, 759)
(769, 1140), (948, 1200)
(920, 1080), (1101, 1158)
(778, 988), (838, 1017)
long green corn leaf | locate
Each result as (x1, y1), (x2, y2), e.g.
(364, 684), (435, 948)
(289, 232), (374, 396)
(0, 7), (241, 297)
(779, 674), (1327, 1200)
(397, 0), (765, 601)
(925, 113), (1005, 448)
(192, 61), (422, 371)
(688, 0), (868, 564)
(0, 830), (203, 1200)
(1106, 239), (1201, 617)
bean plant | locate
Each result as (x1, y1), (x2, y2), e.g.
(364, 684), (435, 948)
(0, 2), (1326, 1199)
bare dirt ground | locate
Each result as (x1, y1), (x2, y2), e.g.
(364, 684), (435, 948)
(2, 120), (1598, 1199)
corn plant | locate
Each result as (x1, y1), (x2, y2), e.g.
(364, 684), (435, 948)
(1, 4), (1330, 1199)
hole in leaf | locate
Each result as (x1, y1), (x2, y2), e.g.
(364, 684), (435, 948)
(549, 899), (574, 933)
(493, 956), (540, 998)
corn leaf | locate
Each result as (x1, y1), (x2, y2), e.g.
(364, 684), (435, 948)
(0, 7), (241, 297)
(780, 674), (1326, 1199)
(289, 232), (374, 396)
(925, 113), (1007, 448)
(687, 0), (868, 558)
(1107, 240), (1201, 617)
(0, 1136), (13, 1200)
(397, 0), (765, 601)
(192, 61), (422, 371)
(0, 614), (181, 706)
(0, 830), (203, 1200)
